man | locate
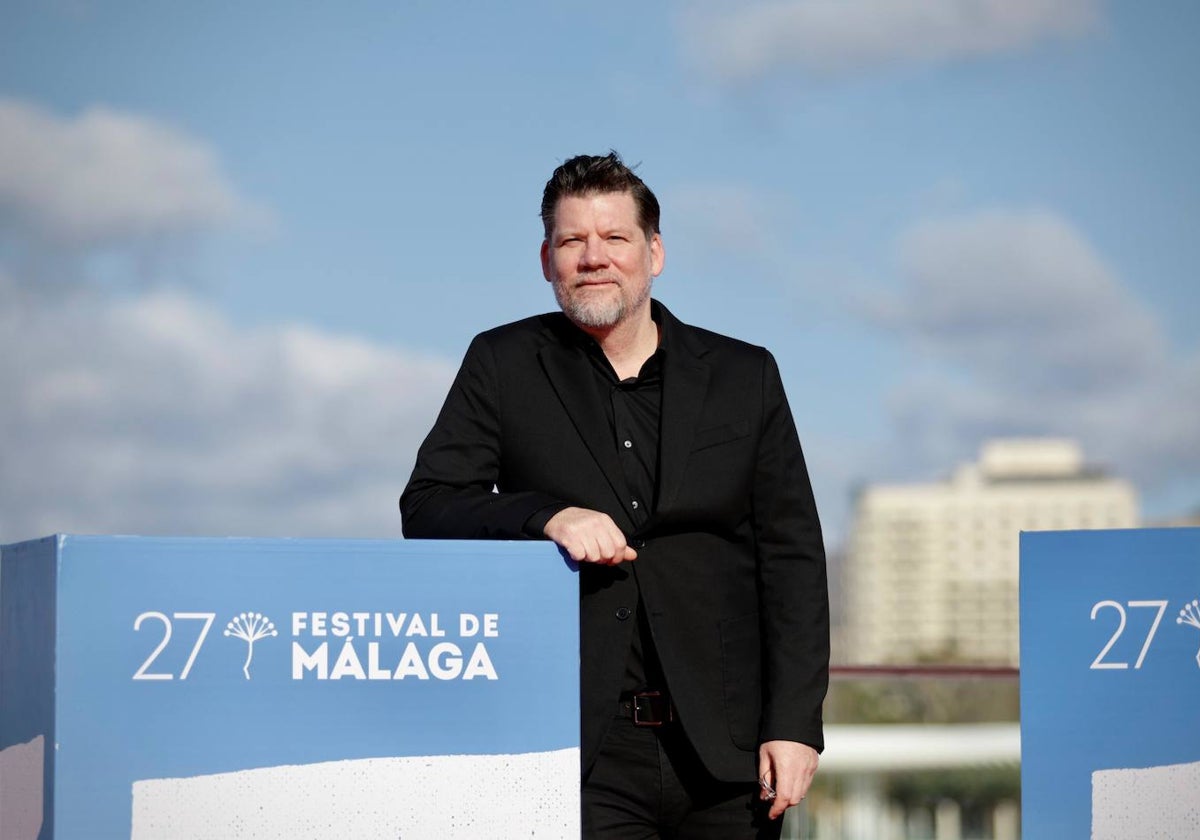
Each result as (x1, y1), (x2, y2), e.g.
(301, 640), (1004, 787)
(401, 153), (828, 839)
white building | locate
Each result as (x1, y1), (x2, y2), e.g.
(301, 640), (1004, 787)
(842, 439), (1138, 665)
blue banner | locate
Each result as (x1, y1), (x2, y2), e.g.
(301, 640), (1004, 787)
(1, 536), (580, 839)
(1020, 528), (1200, 839)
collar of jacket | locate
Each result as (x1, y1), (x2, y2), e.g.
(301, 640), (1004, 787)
(535, 300), (713, 533)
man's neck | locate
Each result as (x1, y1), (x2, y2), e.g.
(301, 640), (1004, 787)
(580, 312), (659, 380)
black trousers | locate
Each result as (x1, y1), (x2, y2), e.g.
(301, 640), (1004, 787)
(582, 716), (784, 840)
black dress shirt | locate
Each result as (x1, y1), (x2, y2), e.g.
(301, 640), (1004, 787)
(525, 312), (669, 694)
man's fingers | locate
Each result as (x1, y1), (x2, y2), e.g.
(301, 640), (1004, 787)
(757, 755), (774, 802)
(759, 740), (818, 820)
(575, 529), (622, 565)
(758, 761), (790, 819)
(768, 798), (788, 821)
(768, 776), (808, 819)
(544, 507), (636, 564)
(590, 542), (637, 565)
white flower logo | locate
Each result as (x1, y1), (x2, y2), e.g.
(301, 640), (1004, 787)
(223, 612), (278, 679)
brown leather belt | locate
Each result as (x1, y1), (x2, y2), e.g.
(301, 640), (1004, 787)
(617, 690), (674, 726)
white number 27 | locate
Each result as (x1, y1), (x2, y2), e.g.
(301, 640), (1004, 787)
(132, 612), (216, 680)
(1089, 600), (1168, 670)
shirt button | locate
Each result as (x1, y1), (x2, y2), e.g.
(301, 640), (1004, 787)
(631, 499), (639, 510)
(615, 607), (632, 620)
(623, 439), (633, 449)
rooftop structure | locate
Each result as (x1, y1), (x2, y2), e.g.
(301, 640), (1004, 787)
(841, 439), (1138, 665)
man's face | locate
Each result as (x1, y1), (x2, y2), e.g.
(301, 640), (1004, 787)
(541, 191), (664, 331)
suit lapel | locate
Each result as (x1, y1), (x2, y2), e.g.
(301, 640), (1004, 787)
(537, 335), (631, 518)
(655, 307), (712, 519)
(535, 305), (712, 530)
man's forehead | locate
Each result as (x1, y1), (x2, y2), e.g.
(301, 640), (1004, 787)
(551, 190), (640, 227)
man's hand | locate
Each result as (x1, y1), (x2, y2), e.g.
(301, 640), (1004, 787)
(758, 740), (819, 820)
(544, 507), (637, 565)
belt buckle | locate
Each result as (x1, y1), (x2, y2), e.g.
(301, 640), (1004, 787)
(632, 690), (672, 727)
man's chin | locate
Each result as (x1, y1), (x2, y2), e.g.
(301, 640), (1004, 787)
(565, 304), (623, 329)
(556, 293), (624, 329)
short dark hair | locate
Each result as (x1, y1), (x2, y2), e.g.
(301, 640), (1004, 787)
(540, 151), (661, 240)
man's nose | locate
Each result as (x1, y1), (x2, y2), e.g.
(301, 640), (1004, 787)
(580, 236), (610, 268)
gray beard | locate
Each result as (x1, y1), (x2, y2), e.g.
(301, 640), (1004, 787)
(553, 277), (652, 329)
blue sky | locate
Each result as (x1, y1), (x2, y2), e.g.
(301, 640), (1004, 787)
(1, 0), (1197, 546)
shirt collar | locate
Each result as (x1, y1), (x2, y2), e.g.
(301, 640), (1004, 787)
(570, 300), (666, 384)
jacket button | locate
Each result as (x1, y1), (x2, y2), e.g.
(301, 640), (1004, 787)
(615, 607), (632, 620)
(630, 538), (646, 550)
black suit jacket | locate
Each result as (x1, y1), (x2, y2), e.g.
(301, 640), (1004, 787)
(400, 301), (828, 782)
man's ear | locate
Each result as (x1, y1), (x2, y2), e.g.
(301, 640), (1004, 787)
(540, 239), (552, 282)
(650, 233), (665, 277)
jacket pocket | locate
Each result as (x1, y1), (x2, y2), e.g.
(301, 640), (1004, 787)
(720, 611), (762, 750)
(691, 419), (751, 453)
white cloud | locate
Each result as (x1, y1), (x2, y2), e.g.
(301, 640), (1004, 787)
(0, 276), (455, 543)
(867, 207), (1199, 505)
(0, 99), (271, 249)
(0, 97), (455, 544)
(882, 209), (1166, 392)
(679, 0), (1101, 82)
